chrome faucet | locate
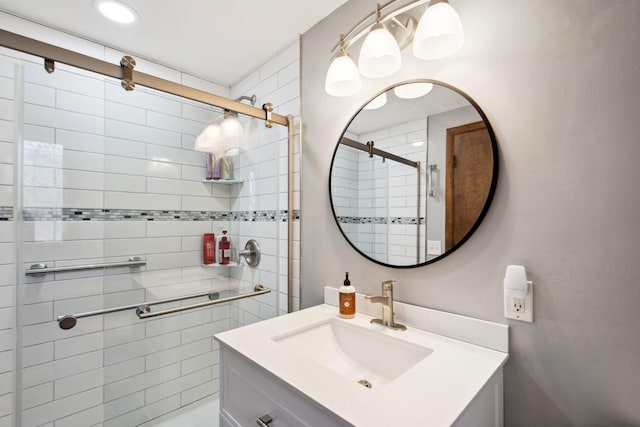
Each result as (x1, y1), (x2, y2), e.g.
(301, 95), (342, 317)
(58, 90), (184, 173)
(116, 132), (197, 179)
(364, 280), (406, 331)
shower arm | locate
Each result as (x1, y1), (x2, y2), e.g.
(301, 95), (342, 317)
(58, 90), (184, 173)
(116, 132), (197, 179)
(225, 94), (258, 118)
(235, 94), (257, 106)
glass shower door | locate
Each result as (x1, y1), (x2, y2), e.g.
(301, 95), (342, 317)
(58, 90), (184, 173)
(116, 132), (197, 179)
(15, 52), (284, 427)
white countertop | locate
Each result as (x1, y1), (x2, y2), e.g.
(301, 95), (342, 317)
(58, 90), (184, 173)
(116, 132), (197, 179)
(215, 303), (509, 427)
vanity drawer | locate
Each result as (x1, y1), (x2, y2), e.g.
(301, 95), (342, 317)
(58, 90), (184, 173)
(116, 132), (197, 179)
(220, 345), (351, 427)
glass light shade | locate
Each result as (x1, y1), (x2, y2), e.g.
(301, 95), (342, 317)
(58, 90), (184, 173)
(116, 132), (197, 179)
(325, 51), (362, 97)
(242, 118), (260, 140)
(203, 123), (221, 140)
(220, 115), (241, 150)
(394, 82), (434, 99)
(221, 116), (241, 138)
(412, 2), (464, 60)
(363, 92), (387, 110)
(194, 124), (221, 152)
(358, 22), (402, 78)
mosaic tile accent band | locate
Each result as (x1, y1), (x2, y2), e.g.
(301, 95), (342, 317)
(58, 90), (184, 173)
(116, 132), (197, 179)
(10, 207), (301, 222)
(337, 216), (425, 225)
(0, 207), (12, 221)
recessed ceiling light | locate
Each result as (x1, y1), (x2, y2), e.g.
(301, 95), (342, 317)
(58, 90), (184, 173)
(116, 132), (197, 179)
(94, 0), (138, 24)
(411, 140), (425, 147)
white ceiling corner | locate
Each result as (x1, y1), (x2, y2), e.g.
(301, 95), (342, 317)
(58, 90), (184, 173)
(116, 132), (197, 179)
(0, 0), (349, 87)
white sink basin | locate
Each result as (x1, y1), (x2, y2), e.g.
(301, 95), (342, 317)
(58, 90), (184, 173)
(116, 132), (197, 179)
(272, 318), (433, 388)
(216, 301), (509, 426)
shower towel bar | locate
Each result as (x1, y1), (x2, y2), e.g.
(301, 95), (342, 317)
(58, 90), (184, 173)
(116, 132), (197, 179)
(26, 257), (146, 276)
(136, 285), (271, 319)
(56, 285), (269, 329)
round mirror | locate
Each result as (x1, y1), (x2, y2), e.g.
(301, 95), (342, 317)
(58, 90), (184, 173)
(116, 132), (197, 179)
(329, 80), (498, 268)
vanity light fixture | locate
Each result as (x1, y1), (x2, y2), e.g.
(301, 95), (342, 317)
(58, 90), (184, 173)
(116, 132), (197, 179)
(325, 36), (362, 97)
(94, 0), (138, 24)
(220, 110), (242, 146)
(358, 5), (402, 78)
(412, 0), (464, 60)
(363, 92), (388, 110)
(195, 112), (240, 156)
(325, 0), (464, 97)
(194, 124), (221, 152)
(194, 95), (256, 155)
(394, 82), (434, 99)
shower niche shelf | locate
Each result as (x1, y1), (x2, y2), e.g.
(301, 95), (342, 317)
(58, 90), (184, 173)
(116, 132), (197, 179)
(201, 263), (243, 269)
(202, 178), (244, 185)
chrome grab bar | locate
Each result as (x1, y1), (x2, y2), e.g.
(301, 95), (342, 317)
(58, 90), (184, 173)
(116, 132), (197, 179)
(56, 285), (269, 330)
(26, 257), (146, 276)
(137, 285), (270, 319)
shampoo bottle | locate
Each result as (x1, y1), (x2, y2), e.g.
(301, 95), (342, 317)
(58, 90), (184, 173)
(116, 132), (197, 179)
(219, 230), (231, 265)
(219, 156), (234, 180)
(202, 233), (216, 265)
(205, 153), (213, 180)
(339, 272), (355, 319)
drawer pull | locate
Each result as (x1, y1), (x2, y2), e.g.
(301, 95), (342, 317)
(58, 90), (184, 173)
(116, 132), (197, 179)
(257, 414), (273, 426)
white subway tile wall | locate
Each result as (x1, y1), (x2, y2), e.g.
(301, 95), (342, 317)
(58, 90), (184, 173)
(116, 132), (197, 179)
(0, 53), (15, 427)
(0, 32), (301, 427)
(332, 119), (427, 265)
(230, 39), (301, 315)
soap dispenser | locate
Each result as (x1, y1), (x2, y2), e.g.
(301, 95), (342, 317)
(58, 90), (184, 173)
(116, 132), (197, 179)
(339, 272), (356, 319)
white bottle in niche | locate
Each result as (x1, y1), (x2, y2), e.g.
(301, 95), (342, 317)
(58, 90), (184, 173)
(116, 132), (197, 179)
(219, 156), (234, 180)
(339, 272), (355, 319)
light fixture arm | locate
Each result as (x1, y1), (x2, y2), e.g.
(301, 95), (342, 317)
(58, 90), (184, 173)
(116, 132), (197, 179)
(333, 34), (346, 58)
(330, 0), (434, 54)
(325, 0), (462, 97)
(330, 0), (395, 54)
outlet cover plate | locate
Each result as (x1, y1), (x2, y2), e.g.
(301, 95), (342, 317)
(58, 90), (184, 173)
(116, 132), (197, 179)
(504, 283), (533, 323)
(427, 240), (442, 256)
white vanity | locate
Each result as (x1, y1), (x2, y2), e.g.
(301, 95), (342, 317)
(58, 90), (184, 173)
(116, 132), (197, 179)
(215, 287), (509, 427)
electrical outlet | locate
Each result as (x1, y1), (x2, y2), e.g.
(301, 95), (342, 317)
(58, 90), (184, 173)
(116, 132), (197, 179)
(504, 289), (533, 322)
(512, 298), (525, 312)
(427, 240), (441, 256)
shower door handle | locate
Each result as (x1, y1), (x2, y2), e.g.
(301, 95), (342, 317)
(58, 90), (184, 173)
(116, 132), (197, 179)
(428, 164), (437, 197)
(256, 414), (273, 426)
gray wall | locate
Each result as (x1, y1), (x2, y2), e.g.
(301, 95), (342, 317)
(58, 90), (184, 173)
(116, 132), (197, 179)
(301, 0), (640, 425)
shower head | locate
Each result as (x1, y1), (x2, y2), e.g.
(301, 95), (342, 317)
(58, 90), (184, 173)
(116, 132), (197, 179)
(235, 94), (257, 106)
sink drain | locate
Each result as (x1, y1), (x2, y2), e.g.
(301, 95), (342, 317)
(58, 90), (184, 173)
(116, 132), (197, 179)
(358, 379), (372, 389)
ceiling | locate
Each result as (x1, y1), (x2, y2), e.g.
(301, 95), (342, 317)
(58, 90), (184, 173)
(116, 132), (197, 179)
(0, 0), (348, 87)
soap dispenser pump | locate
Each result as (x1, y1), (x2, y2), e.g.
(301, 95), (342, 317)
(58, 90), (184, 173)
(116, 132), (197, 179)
(339, 272), (356, 319)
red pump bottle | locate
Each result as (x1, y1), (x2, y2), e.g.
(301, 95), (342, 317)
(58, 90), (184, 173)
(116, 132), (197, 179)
(219, 230), (231, 265)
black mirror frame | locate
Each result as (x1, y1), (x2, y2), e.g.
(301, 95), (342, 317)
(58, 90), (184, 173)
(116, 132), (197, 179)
(328, 79), (499, 269)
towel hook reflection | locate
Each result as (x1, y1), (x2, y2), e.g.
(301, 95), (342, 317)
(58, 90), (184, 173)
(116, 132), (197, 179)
(428, 164), (438, 197)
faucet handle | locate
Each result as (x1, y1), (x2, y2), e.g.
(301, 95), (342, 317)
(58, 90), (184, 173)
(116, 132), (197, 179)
(382, 279), (395, 291)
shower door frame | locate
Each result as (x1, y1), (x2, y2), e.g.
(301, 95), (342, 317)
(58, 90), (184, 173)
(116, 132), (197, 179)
(0, 28), (297, 314)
